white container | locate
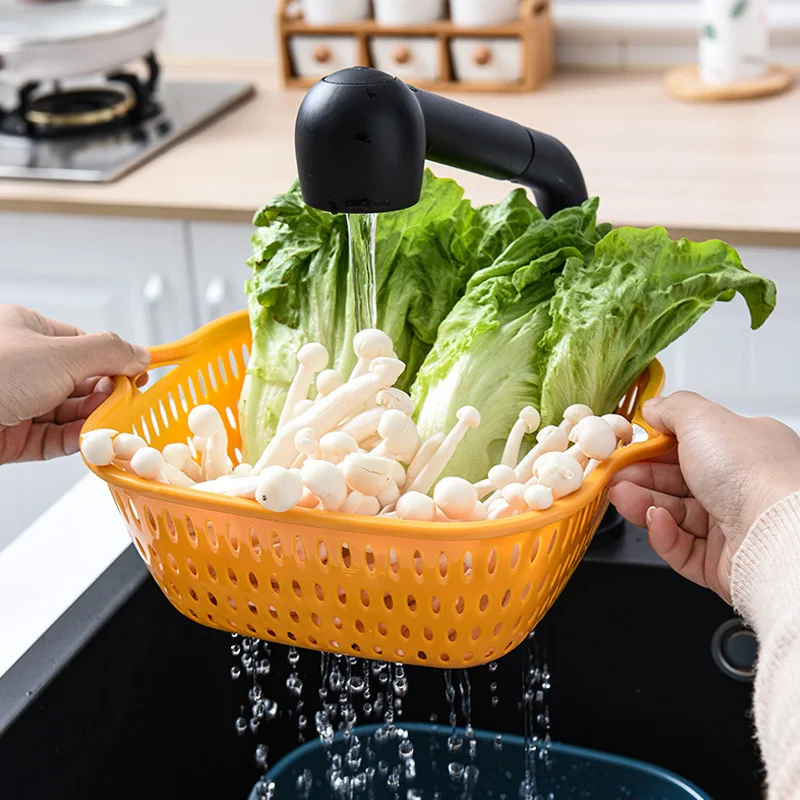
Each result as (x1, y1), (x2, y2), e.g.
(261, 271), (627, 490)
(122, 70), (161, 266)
(450, 0), (519, 27)
(451, 37), (522, 83)
(374, 0), (446, 26)
(699, 0), (768, 84)
(370, 36), (440, 81)
(302, 0), (370, 25)
(289, 35), (360, 78)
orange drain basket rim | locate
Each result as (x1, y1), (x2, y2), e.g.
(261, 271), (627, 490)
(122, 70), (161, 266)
(83, 310), (674, 541)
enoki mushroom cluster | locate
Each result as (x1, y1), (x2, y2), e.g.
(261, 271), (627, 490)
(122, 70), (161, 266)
(81, 328), (634, 523)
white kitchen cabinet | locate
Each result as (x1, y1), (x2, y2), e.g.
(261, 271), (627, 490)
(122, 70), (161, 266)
(188, 222), (253, 325)
(659, 246), (800, 432)
(0, 213), (194, 551)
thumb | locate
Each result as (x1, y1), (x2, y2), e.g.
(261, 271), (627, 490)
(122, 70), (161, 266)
(60, 332), (151, 383)
(643, 391), (722, 437)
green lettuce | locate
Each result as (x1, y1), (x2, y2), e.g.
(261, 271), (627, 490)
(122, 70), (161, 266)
(412, 199), (608, 482)
(537, 226), (777, 425)
(239, 170), (539, 461)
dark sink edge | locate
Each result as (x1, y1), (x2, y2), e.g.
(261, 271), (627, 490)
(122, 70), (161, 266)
(0, 544), (148, 734)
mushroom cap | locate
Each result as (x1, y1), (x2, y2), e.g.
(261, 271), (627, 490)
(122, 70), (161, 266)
(570, 416), (617, 460)
(81, 434), (115, 466)
(293, 399), (315, 418)
(297, 342), (329, 372)
(601, 414), (634, 445)
(536, 426), (569, 452)
(342, 452), (395, 496)
(377, 481), (400, 508)
(501, 482), (528, 512)
(192, 435), (207, 453)
(299, 459), (348, 510)
(355, 496), (381, 516)
(233, 463), (252, 477)
(392, 459), (407, 487)
(188, 405), (225, 437)
(256, 465), (304, 512)
(316, 369), (343, 397)
(130, 447), (166, 479)
(376, 388), (414, 415)
(378, 408), (416, 440)
(82, 428), (118, 441)
(524, 484), (554, 511)
(433, 476), (478, 520)
(319, 431), (360, 464)
(294, 427), (320, 456)
(162, 442), (192, 467)
(369, 356), (405, 387)
(488, 463), (516, 490)
(353, 329), (394, 360)
(456, 406), (481, 428)
(396, 491), (437, 522)
(114, 433), (147, 460)
(562, 403), (594, 425)
(536, 425), (559, 444)
(533, 452), (584, 499)
(519, 406), (541, 433)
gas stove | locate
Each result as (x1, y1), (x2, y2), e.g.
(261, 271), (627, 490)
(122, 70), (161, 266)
(0, 53), (254, 183)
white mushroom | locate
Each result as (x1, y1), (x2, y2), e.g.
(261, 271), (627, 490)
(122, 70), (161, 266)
(340, 491), (365, 515)
(299, 459), (348, 511)
(512, 425), (570, 484)
(338, 406), (384, 443)
(316, 369), (343, 399)
(396, 491), (437, 522)
(433, 477), (479, 521)
(372, 409), (420, 462)
(349, 329), (395, 380)
(162, 442), (203, 481)
(524, 484), (554, 511)
(193, 475), (259, 497)
(533, 452), (584, 499)
(341, 452), (396, 497)
(131, 447), (195, 488)
(602, 414), (634, 445)
(501, 482), (529, 513)
(293, 399), (315, 419)
(255, 466), (304, 512)
(319, 431), (359, 464)
(278, 342), (329, 428)
(569, 416), (618, 460)
(80, 431), (116, 466)
(473, 463), (516, 499)
(296, 488), (319, 508)
(406, 406), (481, 495)
(559, 404), (594, 436)
(252, 357), (405, 472)
(233, 462), (253, 477)
(376, 481), (400, 509)
(294, 428), (320, 460)
(392, 460), (407, 489)
(188, 405), (229, 481)
(376, 388), (415, 415)
(354, 495), (381, 516)
(486, 501), (516, 520)
(501, 406), (541, 468)
(465, 501), (488, 521)
(113, 433), (146, 462)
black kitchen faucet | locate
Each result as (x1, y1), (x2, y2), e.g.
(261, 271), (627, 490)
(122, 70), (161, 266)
(294, 66), (588, 218)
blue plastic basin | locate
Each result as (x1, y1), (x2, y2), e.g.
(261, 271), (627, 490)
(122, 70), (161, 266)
(248, 723), (711, 799)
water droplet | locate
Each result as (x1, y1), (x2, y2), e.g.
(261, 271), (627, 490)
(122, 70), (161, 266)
(464, 765), (480, 783)
(398, 739), (414, 759)
(255, 743), (268, 768)
(429, 713), (438, 723)
(491, 696), (499, 708)
(286, 674), (303, 696)
(298, 714), (307, 730)
(377, 759), (389, 775)
(448, 762), (464, 780)
(393, 677), (409, 697)
(230, 666), (241, 680)
(288, 647), (300, 667)
(257, 659), (271, 676)
(407, 790), (423, 800)
(264, 699), (278, 720)
(378, 671), (389, 685)
(330, 670), (345, 693)
(489, 682), (497, 693)
(363, 702), (373, 716)
(494, 734), (503, 750)
(445, 685), (455, 703)
(231, 644), (242, 657)
(348, 675), (365, 694)
(447, 735), (463, 753)
(235, 716), (248, 735)
(387, 767), (401, 790)
(353, 773), (367, 791)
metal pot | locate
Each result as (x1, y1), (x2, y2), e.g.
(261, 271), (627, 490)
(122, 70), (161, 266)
(0, 0), (166, 86)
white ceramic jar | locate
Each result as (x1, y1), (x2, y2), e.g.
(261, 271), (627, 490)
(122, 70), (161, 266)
(374, 0), (446, 25)
(699, 0), (768, 84)
(302, 0), (370, 25)
(450, 0), (519, 27)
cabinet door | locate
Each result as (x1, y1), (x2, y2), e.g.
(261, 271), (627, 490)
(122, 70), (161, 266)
(189, 222), (253, 325)
(0, 213), (194, 551)
(660, 245), (800, 432)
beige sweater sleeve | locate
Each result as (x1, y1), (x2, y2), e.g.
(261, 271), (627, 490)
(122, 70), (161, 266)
(731, 492), (800, 800)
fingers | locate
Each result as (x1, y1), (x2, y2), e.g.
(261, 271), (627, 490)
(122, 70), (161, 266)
(59, 331), (151, 384)
(609, 460), (689, 497)
(646, 506), (709, 589)
(608, 480), (709, 538)
(35, 392), (108, 425)
(13, 420), (83, 462)
(643, 391), (725, 436)
(42, 317), (85, 337)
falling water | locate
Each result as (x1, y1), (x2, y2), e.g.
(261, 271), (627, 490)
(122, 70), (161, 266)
(346, 212), (378, 331)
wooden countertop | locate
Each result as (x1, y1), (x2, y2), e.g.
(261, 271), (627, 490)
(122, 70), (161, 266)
(1, 62), (798, 246)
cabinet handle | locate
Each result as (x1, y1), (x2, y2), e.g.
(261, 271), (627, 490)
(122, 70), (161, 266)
(203, 277), (227, 323)
(313, 45), (332, 64)
(393, 45), (412, 65)
(473, 46), (493, 66)
(142, 273), (165, 346)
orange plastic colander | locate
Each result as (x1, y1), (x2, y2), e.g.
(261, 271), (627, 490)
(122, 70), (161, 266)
(83, 310), (673, 668)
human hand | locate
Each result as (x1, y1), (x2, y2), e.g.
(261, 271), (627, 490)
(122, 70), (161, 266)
(608, 391), (800, 603)
(0, 305), (150, 464)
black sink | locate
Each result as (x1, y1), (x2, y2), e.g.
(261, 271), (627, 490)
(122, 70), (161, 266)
(0, 522), (762, 799)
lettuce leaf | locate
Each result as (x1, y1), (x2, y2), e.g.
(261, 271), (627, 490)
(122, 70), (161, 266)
(538, 226), (778, 425)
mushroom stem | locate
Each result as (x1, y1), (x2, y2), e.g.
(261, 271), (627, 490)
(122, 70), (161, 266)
(193, 475), (259, 497)
(403, 433), (445, 490)
(277, 343), (329, 429)
(501, 407), (541, 468)
(513, 426), (570, 484)
(348, 329), (394, 380)
(338, 406), (383, 443)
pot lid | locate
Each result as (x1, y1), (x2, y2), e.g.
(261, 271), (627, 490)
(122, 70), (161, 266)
(0, 0), (165, 52)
